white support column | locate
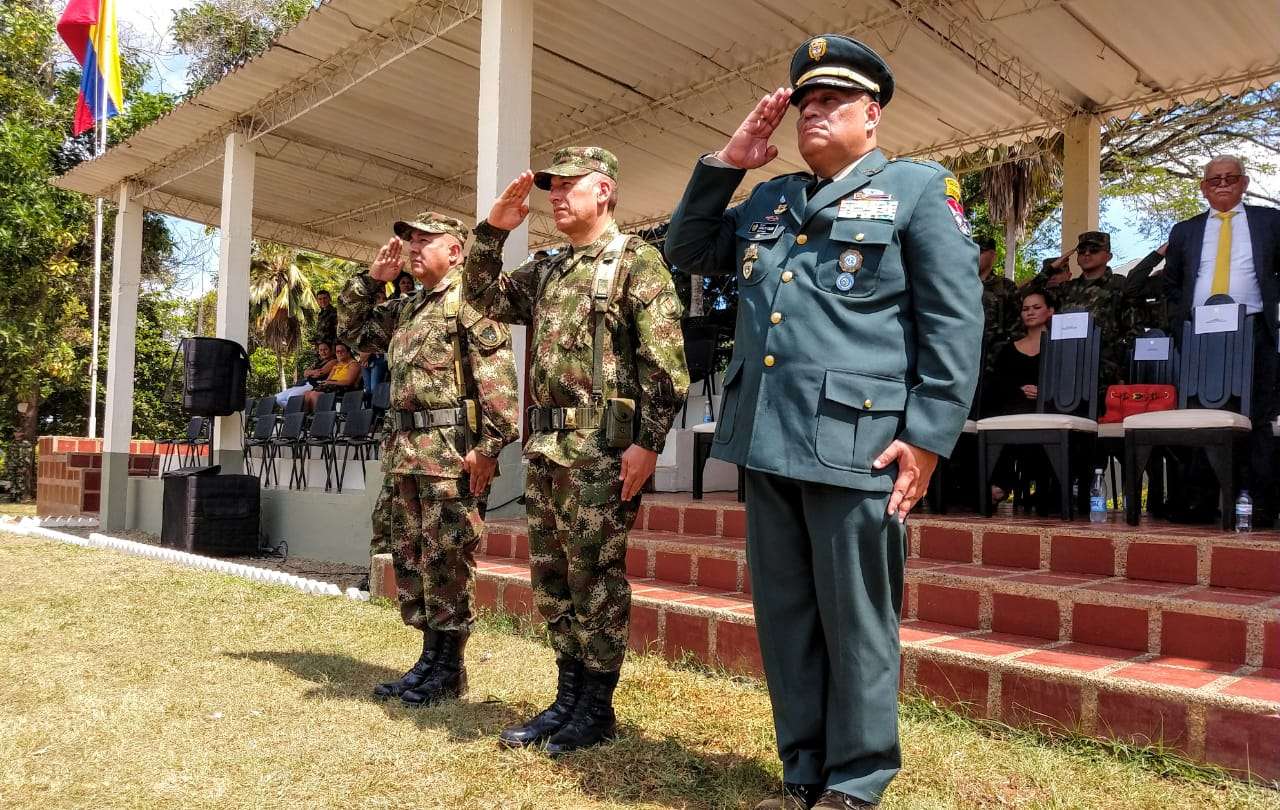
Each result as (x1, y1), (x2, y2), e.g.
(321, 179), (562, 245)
(475, 0), (533, 515)
(99, 183), (144, 530)
(1061, 114), (1101, 260)
(214, 132), (256, 472)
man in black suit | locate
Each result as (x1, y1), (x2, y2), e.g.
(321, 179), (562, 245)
(1162, 155), (1280, 525)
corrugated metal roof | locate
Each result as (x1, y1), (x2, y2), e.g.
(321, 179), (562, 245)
(53, 0), (1280, 258)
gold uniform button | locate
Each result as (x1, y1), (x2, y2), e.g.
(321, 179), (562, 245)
(864, 398), (873, 409)
(781, 271), (794, 283)
(770, 312), (782, 324)
(764, 355), (776, 367)
(796, 234), (808, 245)
(855, 233), (865, 242)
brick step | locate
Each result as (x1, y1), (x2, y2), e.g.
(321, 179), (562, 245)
(913, 517), (1280, 593)
(637, 493), (745, 538)
(483, 519), (1280, 668)
(393, 553), (1279, 781)
(908, 559), (1280, 669)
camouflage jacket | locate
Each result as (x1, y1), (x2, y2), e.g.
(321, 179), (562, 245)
(463, 220), (690, 468)
(981, 272), (1020, 359)
(311, 305), (338, 345)
(339, 269), (519, 480)
(1058, 268), (1140, 385)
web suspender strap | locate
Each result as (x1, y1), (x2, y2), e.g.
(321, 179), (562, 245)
(442, 284), (466, 393)
(591, 233), (631, 403)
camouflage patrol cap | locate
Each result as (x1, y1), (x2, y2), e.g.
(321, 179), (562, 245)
(533, 146), (619, 191)
(790, 34), (895, 107)
(392, 211), (470, 244)
(1076, 231), (1111, 251)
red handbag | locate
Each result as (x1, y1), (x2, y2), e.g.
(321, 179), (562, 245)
(1099, 384), (1176, 424)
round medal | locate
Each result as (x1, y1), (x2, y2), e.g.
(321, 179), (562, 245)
(835, 272), (856, 292)
(839, 249), (863, 272)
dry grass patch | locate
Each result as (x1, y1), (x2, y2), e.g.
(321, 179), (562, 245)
(0, 531), (1274, 809)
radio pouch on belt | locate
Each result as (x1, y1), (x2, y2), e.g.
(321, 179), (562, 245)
(442, 285), (478, 452)
(593, 234), (638, 449)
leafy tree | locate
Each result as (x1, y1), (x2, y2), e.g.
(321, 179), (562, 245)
(171, 0), (315, 96)
(249, 241), (317, 389)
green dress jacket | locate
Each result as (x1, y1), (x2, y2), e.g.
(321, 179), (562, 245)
(665, 149), (983, 492)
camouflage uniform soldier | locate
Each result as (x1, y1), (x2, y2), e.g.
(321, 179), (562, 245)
(978, 236), (1019, 373)
(1056, 231), (1141, 389)
(463, 147), (689, 754)
(1021, 254), (1073, 300)
(340, 212), (519, 707)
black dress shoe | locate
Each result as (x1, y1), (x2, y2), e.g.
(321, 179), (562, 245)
(498, 657), (584, 748)
(753, 783), (822, 809)
(812, 789), (876, 808)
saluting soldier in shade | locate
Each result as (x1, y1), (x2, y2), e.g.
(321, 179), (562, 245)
(666, 36), (982, 809)
(339, 212), (519, 708)
(463, 147), (689, 754)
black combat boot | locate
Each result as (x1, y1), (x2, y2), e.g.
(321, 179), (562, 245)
(497, 656), (585, 748)
(399, 630), (468, 707)
(542, 667), (620, 755)
(372, 629), (437, 700)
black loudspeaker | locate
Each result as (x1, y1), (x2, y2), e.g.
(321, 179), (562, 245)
(161, 466), (260, 555)
(182, 337), (248, 417)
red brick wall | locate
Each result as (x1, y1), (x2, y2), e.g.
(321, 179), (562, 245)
(35, 436), (202, 516)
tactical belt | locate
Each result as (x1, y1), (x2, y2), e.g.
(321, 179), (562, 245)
(526, 406), (603, 431)
(393, 407), (466, 431)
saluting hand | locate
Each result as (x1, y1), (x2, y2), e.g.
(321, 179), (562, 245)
(874, 440), (939, 522)
(488, 171), (534, 231)
(717, 87), (793, 170)
(369, 237), (403, 282)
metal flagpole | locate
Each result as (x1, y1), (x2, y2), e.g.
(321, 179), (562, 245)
(87, 52), (107, 439)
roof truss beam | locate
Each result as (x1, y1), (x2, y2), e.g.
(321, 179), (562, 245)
(133, 0), (480, 199)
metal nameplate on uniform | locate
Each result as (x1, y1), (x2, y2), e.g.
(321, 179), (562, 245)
(746, 221), (784, 240)
(837, 198), (898, 220)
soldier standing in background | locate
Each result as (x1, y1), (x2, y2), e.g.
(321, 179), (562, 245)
(1055, 231), (1142, 390)
(978, 236), (1019, 372)
(464, 147), (688, 754)
(340, 212), (519, 708)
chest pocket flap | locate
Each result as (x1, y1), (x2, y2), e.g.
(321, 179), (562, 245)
(820, 219), (896, 299)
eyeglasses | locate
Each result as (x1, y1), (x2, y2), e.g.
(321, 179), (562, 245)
(1076, 246), (1105, 255)
(1204, 174), (1244, 187)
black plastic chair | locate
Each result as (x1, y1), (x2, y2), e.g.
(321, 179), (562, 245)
(977, 313), (1101, 519)
(244, 416), (277, 481)
(161, 417), (211, 474)
(311, 391), (337, 415)
(298, 410), (338, 490)
(283, 394), (305, 417)
(262, 412), (305, 488)
(243, 396), (275, 455)
(336, 389), (365, 422)
(334, 408), (378, 493)
(680, 322), (721, 429)
(1124, 302), (1253, 529)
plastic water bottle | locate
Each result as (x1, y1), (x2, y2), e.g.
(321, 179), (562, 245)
(1235, 490), (1253, 533)
(702, 398), (714, 423)
(1089, 469), (1107, 524)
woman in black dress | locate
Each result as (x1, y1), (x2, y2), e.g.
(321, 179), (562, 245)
(986, 290), (1054, 503)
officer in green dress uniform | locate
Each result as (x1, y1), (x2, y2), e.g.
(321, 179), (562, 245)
(666, 35), (982, 809)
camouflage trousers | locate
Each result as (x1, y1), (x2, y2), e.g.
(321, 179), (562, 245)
(387, 474), (485, 634)
(370, 481), (394, 557)
(525, 454), (641, 673)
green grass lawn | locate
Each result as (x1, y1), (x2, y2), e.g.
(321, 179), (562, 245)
(0, 529), (1274, 809)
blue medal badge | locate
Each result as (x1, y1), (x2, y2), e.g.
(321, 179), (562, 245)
(835, 248), (862, 292)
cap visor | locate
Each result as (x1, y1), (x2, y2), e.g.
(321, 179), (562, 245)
(790, 77), (863, 104)
(393, 221), (414, 239)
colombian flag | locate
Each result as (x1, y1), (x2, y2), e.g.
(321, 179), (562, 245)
(57, 0), (125, 136)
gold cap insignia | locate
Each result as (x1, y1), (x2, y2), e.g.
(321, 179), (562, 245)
(808, 37), (827, 61)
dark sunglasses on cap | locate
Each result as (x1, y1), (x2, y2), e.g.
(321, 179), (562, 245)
(1076, 245), (1106, 255)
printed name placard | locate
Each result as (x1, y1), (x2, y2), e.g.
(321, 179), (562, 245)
(1193, 303), (1239, 335)
(1134, 337), (1170, 361)
(1050, 312), (1089, 340)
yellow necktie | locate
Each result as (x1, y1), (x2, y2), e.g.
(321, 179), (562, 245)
(1210, 210), (1237, 296)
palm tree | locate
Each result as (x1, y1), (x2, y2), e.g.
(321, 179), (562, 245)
(979, 140), (1061, 279)
(249, 242), (317, 390)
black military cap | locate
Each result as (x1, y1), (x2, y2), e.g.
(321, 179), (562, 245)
(1076, 231), (1111, 252)
(789, 34), (895, 107)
